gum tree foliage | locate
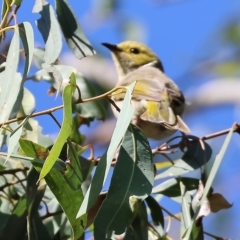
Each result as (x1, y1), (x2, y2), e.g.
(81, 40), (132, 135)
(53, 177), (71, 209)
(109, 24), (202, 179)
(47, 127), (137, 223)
(0, 1), (236, 239)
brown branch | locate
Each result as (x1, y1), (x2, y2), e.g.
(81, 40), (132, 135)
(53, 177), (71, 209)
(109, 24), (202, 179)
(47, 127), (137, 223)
(0, 166), (29, 175)
(0, 178), (26, 191)
(48, 112), (61, 128)
(41, 209), (63, 220)
(0, 86), (126, 128)
(156, 123), (240, 153)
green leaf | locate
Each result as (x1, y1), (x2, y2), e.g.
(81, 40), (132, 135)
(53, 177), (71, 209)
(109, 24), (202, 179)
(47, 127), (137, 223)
(124, 201), (148, 240)
(6, 115), (32, 163)
(0, 27), (21, 123)
(55, 0), (95, 59)
(18, 139), (65, 172)
(183, 125), (234, 239)
(145, 195), (164, 228)
(77, 81), (136, 218)
(152, 177), (199, 197)
(26, 168), (50, 240)
(39, 83), (74, 180)
(69, 115), (85, 145)
(64, 141), (83, 190)
(0, 196), (27, 239)
(19, 22), (34, 80)
(28, 214), (52, 240)
(36, 2), (62, 64)
(94, 124), (154, 238)
(180, 181), (192, 235)
(155, 139), (212, 179)
(20, 139), (85, 239)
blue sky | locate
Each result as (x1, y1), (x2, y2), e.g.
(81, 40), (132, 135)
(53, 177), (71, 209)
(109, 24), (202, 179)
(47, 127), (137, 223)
(14, 0), (240, 238)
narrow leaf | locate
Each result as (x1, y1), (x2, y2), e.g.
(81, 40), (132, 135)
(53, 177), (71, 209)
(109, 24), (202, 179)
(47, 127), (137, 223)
(0, 27), (21, 123)
(0, 197), (27, 239)
(6, 115), (32, 163)
(94, 124), (154, 238)
(76, 82), (136, 218)
(39, 84), (73, 180)
(20, 139), (85, 239)
(19, 22), (34, 79)
(183, 125), (234, 239)
(36, 3), (62, 64)
(55, 0), (95, 59)
(145, 195), (164, 228)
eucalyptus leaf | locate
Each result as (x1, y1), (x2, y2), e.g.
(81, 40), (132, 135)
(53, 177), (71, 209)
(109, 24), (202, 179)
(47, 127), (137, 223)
(76, 81), (135, 218)
(145, 195), (164, 228)
(94, 124), (154, 238)
(0, 197), (27, 239)
(39, 83), (74, 180)
(0, 27), (21, 123)
(19, 22), (34, 80)
(55, 0), (95, 59)
(20, 139), (86, 239)
(183, 126), (234, 239)
(36, 2), (62, 64)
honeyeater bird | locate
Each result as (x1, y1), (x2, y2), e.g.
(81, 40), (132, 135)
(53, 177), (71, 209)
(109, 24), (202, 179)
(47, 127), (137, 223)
(102, 41), (190, 139)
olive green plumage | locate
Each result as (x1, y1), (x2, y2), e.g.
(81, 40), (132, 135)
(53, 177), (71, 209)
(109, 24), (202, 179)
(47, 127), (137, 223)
(102, 41), (190, 139)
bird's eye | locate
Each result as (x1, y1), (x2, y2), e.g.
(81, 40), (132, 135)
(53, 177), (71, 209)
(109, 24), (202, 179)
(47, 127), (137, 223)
(130, 48), (139, 54)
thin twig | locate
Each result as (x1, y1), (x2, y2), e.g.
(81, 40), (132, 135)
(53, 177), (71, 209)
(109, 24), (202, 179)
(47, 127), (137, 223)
(0, 86), (126, 128)
(0, 166), (29, 175)
(0, 178), (26, 191)
(41, 209), (63, 220)
(48, 112), (61, 128)
(157, 123), (240, 152)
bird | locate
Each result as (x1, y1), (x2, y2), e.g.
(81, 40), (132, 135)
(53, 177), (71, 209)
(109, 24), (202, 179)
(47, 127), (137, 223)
(102, 41), (190, 139)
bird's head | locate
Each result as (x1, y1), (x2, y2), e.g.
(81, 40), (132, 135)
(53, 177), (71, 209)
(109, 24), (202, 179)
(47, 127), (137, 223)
(102, 41), (164, 78)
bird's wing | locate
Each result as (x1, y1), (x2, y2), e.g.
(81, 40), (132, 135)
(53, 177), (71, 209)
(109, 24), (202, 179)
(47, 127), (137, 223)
(118, 66), (182, 102)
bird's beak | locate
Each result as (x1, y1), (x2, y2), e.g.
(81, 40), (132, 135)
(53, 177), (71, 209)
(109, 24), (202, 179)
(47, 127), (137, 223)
(102, 42), (120, 52)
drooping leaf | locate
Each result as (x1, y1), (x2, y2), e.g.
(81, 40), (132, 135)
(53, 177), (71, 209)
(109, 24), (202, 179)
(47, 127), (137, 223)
(55, 0), (96, 59)
(35, 2), (62, 64)
(94, 124), (154, 238)
(0, 197), (27, 239)
(180, 181), (192, 235)
(0, 27), (21, 123)
(19, 22), (34, 80)
(76, 81), (136, 218)
(6, 115), (32, 163)
(26, 168), (50, 240)
(124, 202), (148, 240)
(63, 141), (83, 191)
(20, 139), (85, 239)
(39, 83), (74, 180)
(145, 195), (164, 228)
